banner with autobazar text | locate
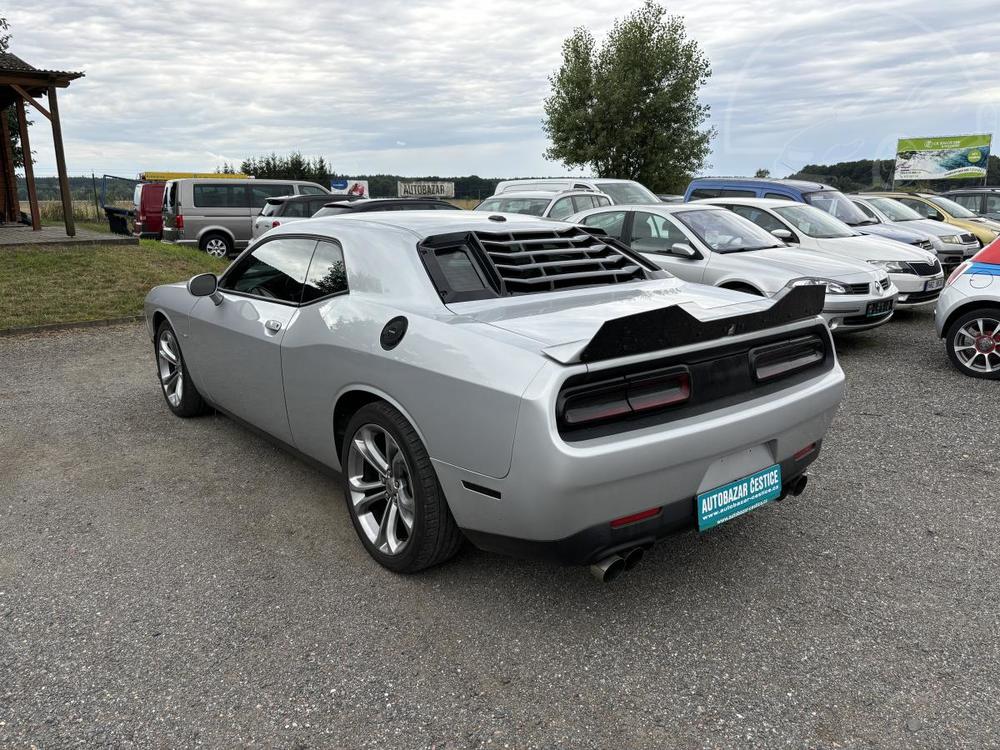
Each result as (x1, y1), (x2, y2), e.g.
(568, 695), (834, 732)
(894, 134), (991, 181)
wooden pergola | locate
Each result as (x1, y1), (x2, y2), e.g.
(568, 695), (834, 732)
(0, 52), (83, 236)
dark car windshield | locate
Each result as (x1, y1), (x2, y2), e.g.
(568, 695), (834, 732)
(675, 209), (784, 253)
(803, 190), (872, 226)
(594, 181), (659, 205)
(867, 197), (923, 222)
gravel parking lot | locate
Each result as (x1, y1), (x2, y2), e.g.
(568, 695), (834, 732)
(2, 307), (998, 749)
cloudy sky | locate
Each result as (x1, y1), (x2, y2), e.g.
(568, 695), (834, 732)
(10, 0), (1000, 181)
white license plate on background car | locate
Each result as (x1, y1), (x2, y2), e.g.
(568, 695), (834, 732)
(926, 277), (944, 291)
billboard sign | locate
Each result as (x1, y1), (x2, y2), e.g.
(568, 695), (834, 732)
(330, 179), (370, 198)
(397, 180), (455, 198)
(894, 134), (992, 182)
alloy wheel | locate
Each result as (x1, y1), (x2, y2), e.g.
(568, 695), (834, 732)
(204, 238), (228, 257)
(953, 317), (1000, 374)
(346, 424), (416, 556)
(156, 329), (184, 407)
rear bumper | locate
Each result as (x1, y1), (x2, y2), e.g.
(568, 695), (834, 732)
(434, 353), (844, 556)
(462, 452), (818, 565)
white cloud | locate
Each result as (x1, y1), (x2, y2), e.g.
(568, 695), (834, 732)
(9, 0), (1000, 180)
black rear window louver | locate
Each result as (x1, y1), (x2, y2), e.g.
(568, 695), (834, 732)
(473, 229), (646, 294)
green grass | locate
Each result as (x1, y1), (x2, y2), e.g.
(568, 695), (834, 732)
(0, 239), (228, 330)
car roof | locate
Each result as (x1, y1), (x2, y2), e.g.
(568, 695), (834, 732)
(266, 193), (326, 203)
(299, 210), (567, 238)
(322, 197), (453, 207)
(697, 197), (808, 209)
(483, 190), (598, 200)
(942, 187), (1000, 193)
(689, 176), (832, 191)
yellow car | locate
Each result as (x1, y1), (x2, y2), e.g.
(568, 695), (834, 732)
(865, 192), (1000, 246)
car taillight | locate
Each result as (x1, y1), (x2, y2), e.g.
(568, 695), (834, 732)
(749, 335), (825, 383)
(175, 214), (184, 229)
(610, 506), (662, 528)
(559, 367), (690, 428)
(946, 261), (970, 286)
(272, 220), (281, 228)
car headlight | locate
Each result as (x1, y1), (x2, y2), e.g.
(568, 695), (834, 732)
(940, 234), (961, 244)
(867, 260), (909, 273)
(787, 277), (848, 295)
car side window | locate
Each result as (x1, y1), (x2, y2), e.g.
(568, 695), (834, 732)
(572, 195), (596, 212)
(301, 240), (349, 303)
(251, 184), (294, 208)
(221, 237), (318, 304)
(193, 184), (247, 208)
(952, 194), (981, 212)
(298, 185), (329, 196)
(549, 197), (576, 220)
(631, 211), (688, 253)
(729, 205), (786, 233)
(897, 198), (933, 218)
(689, 188), (720, 199)
(718, 189), (757, 197)
(985, 195), (1000, 215)
(581, 211), (627, 239)
(854, 201), (877, 219)
(283, 201), (309, 218)
(764, 192), (793, 200)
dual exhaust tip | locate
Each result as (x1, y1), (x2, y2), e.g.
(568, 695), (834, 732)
(590, 546), (644, 583)
(591, 474), (809, 582)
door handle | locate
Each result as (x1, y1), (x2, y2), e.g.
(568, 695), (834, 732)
(264, 319), (282, 333)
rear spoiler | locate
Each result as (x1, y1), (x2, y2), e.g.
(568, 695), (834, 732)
(545, 285), (826, 364)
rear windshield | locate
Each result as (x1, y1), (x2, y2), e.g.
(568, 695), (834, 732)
(475, 197), (550, 216)
(261, 201), (282, 217)
(927, 195), (977, 218)
(594, 181), (659, 204)
(312, 206), (353, 217)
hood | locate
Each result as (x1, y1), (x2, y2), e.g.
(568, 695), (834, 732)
(854, 223), (925, 243)
(447, 279), (780, 363)
(893, 218), (966, 240)
(966, 216), (1000, 231)
(716, 247), (876, 283)
(811, 234), (936, 262)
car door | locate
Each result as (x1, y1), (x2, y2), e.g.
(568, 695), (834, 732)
(627, 210), (708, 283)
(186, 236), (319, 444)
(579, 209), (628, 241)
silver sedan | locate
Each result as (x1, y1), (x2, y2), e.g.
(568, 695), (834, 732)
(569, 203), (897, 333)
(145, 211), (844, 578)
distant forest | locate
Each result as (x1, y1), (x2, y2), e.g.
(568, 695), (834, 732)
(789, 154), (1000, 192)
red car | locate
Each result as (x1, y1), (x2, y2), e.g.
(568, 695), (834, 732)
(133, 182), (165, 239)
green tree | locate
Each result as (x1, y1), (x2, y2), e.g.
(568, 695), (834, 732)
(0, 16), (29, 169)
(542, 1), (714, 194)
(238, 151), (332, 183)
(754, 168), (770, 178)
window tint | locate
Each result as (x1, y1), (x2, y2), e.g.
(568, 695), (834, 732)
(764, 192), (794, 200)
(853, 201), (877, 220)
(897, 198), (935, 218)
(221, 237), (318, 303)
(718, 188), (757, 197)
(580, 210), (627, 239)
(475, 197), (550, 216)
(309, 198), (333, 215)
(298, 185), (329, 196)
(437, 248), (487, 292)
(193, 184), (248, 208)
(952, 194), (982, 212)
(985, 195), (1000, 214)
(729, 205), (787, 233)
(689, 188), (720, 199)
(261, 201), (282, 217)
(283, 201), (310, 218)
(572, 195), (596, 212)
(630, 211), (689, 253)
(548, 197), (576, 220)
(301, 240), (348, 303)
(251, 184), (295, 208)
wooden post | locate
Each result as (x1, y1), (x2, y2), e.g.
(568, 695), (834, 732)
(47, 86), (75, 236)
(0, 108), (19, 222)
(15, 98), (41, 230)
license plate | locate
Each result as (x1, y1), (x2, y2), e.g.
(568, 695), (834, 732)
(697, 464), (782, 531)
(866, 299), (894, 317)
(926, 277), (944, 291)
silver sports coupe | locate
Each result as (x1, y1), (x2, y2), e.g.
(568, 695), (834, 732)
(145, 211), (846, 579)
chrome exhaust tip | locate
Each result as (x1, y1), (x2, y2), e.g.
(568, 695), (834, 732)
(590, 554), (626, 583)
(622, 546), (644, 571)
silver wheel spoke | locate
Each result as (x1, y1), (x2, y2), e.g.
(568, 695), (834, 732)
(354, 489), (386, 515)
(354, 430), (389, 475)
(162, 369), (180, 387)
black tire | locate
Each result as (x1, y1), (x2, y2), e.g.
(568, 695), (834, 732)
(154, 320), (211, 417)
(945, 307), (1000, 380)
(341, 402), (463, 573)
(200, 232), (233, 258)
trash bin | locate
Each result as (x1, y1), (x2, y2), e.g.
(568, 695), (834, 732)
(103, 206), (135, 235)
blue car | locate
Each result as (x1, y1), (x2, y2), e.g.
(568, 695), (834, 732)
(685, 177), (934, 251)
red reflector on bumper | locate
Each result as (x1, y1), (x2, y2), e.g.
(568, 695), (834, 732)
(610, 506), (661, 528)
(793, 443), (817, 461)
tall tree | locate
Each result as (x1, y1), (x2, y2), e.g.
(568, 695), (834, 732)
(0, 15), (28, 169)
(543, 1), (714, 194)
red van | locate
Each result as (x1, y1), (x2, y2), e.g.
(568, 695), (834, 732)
(133, 182), (165, 239)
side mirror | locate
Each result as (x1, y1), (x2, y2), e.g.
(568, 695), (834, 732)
(770, 228), (794, 241)
(187, 273), (223, 306)
(927, 211), (944, 222)
(670, 242), (698, 258)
